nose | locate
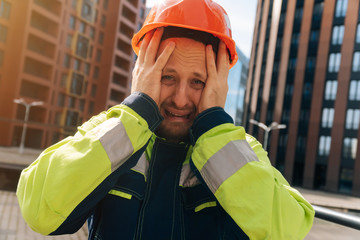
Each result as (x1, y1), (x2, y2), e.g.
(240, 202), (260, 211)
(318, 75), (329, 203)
(172, 82), (191, 109)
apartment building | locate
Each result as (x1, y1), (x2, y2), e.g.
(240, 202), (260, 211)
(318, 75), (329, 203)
(0, 0), (146, 149)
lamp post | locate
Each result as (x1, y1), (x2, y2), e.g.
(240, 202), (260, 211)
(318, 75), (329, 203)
(249, 119), (287, 151)
(14, 98), (43, 154)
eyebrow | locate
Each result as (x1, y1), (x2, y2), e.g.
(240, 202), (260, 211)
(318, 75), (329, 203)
(164, 68), (207, 80)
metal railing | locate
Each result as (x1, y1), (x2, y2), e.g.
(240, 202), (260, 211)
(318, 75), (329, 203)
(314, 205), (360, 230)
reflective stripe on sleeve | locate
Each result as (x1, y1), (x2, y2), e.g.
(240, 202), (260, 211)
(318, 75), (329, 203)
(200, 139), (259, 194)
(91, 118), (134, 172)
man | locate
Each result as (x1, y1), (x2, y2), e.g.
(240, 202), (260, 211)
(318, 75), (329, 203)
(17, 0), (314, 239)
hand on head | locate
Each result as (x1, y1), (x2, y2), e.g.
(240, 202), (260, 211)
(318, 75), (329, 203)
(131, 28), (176, 106)
(198, 41), (230, 114)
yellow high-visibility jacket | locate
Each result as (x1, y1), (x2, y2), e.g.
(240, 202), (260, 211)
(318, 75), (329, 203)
(17, 92), (314, 239)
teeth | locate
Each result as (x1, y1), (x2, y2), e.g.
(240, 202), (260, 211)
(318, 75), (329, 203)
(168, 111), (189, 119)
(170, 111), (183, 117)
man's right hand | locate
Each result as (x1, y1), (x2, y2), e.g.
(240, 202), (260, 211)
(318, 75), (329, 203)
(131, 28), (176, 106)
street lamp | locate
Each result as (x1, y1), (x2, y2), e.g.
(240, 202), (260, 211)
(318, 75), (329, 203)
(14, 98), (43, 154)
(249, 119), (286, 151)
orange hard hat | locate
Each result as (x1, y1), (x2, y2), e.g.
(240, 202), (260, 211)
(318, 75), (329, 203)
(132, 0), (238, 68)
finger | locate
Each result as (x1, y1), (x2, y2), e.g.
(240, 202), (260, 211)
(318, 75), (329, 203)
(206, 44), (217, 82)
(154, 41), (175, 70)
(138, 30), (155, 63)
(217, 41), (230, 73)
(144, 28), (164, 63)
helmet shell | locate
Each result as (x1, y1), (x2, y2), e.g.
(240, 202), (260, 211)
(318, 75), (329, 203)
(132, 0), (238, 68)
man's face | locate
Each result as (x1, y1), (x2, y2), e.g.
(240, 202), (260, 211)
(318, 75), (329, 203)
(155, 38), (207, 143)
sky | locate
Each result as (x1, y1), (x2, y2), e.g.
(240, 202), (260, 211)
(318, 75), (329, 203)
(145, 0), (258, 58)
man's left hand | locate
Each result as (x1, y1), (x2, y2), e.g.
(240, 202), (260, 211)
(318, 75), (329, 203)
(197, 41), (230, 114)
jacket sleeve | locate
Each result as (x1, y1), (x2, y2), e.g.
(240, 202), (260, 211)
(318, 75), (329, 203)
(189, 107), (315, 240)
(16, 92), (162, 235)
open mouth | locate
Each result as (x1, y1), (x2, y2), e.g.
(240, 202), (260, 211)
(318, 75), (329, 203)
(165, 110), (190, 119)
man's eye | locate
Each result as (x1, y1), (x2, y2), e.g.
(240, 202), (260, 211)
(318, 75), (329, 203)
(161, 75), (175, 85)
(192, 79), (206, 89)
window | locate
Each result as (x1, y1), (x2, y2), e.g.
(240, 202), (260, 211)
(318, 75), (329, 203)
(345, 109), (360, 130)
(321, 108), (334, 128)
(0, 49), (3, 67)
(93, 66), (99, 79)
(140, 8), (145, 18)
(352, 52), (360, 72)
(70, 72), (84, 95)
(282, 109), (290, 122)
(95, 49), (102, 62)
(66, 34), (73, 48)
(65, 110), (79, 127)
(79, 21), (86, 33)
(356, 24), (360, 43)
(88, 101), (94, 114)
(103, 0), (109, 10)
(349, 80), (360, 100)
(299, 109), (310, 122)
(73, 58), (81, 71)
(89, 26), (95, 39)
(306, 57), (316, 70)
(291, 32), (300, 46)
(0, 0), (11, 19)
(82, 3), (91, 15)
(84, 63), (90, 76)
(303, 82), (312, 99)
(324, 80), (337, 100)
(0, 24), (7, 42)
(101, 15), (106, 27)
(57, 93), (65, 107)
(309, 30), (319, 43)
(137, 22), (142, 31)
(98, 31), (104, 44)
(76, 35), (89, 58)
(69, 15), (76, 29)
(91, 84), (97, 97)
(285, 84), (294, 96)
(68, 96), (76, 108)
(313, 2), (324, 20)
(343, 137), (357, 159)
(79, 99), (85, 111)
(81, 2), (93, 22)
(335, 0), (348, 18)
(72, 0), (77, 9)
(328, 53), (341, 72)
(332, 25), (344, 45)
(294, 8), (303, 20)
(339, 168), (353, 194)
(318, 136), (331, 156)
(288, 58), (297, 70)
(61, 73), (68, 87)
(64, 54), (71, 68)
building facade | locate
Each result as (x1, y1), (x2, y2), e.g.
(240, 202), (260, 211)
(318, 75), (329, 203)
(0, 0), (146, 149)
(244, 0), (360, 196)
(224, 46), (249, 126)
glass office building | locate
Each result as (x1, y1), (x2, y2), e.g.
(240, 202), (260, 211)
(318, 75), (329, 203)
(245, 0), (360, 196)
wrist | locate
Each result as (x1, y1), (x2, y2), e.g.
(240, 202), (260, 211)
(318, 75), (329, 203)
(122, 92), (163, 131)
(190, 107), (233, 145)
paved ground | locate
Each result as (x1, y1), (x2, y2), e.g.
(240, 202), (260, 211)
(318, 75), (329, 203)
(0, 190), (88, 240)
(0, 147), (360, 239)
